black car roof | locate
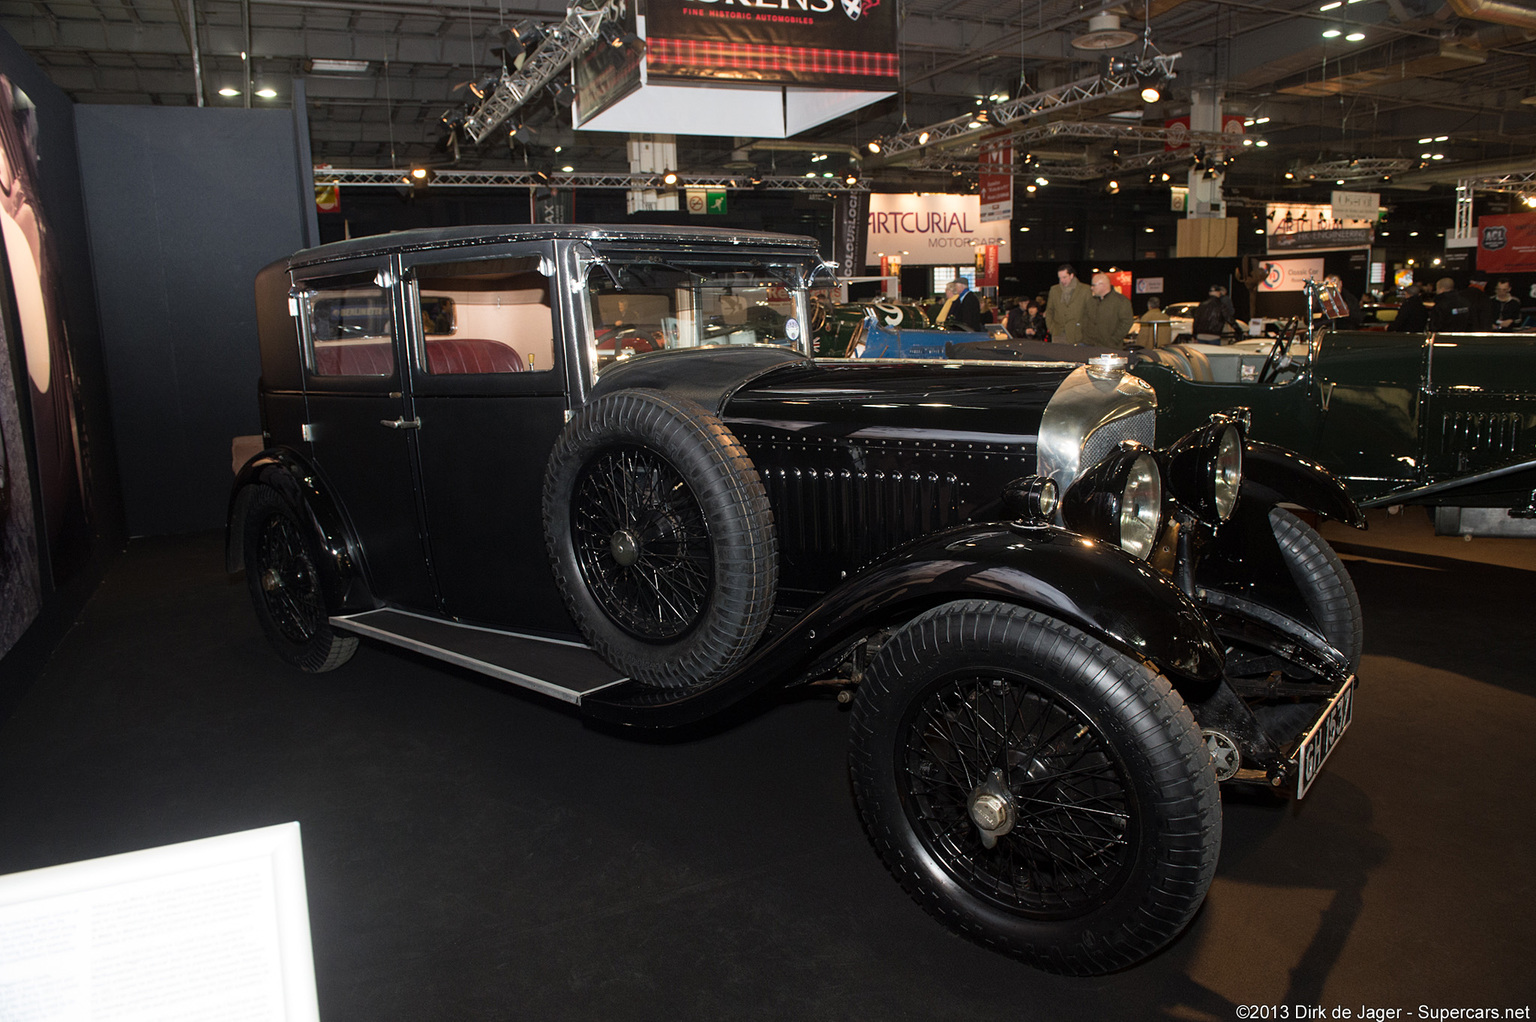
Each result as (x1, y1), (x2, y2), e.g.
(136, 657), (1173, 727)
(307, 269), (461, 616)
(288, 224), (824, 269)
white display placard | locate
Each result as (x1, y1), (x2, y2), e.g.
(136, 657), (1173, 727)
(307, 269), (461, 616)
(865, 193), (1011, 267)
(0, 823), (319, 1022)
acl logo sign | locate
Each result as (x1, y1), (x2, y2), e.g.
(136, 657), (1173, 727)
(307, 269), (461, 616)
(1484, 225), (1507, 250)
(842, 0), (879, 19)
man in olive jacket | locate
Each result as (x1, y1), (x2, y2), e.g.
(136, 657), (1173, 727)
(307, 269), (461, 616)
(1081, 272), (1134, 347)
(1045, 264), (1089, 344)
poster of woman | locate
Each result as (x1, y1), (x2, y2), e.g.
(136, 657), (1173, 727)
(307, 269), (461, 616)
(0, 73), (91, 631)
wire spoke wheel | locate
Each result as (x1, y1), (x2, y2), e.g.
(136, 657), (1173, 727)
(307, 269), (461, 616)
(543, 389), (776, 690)
(241, 485), (357, 673)
(256, 510), (323, 643)
(902, 671), (1135, 919)
(849, 601), (1219, 975)
(571, 445), (712, 641)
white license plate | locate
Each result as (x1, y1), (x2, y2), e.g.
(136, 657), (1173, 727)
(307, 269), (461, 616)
(1296, 676), (1355, 799)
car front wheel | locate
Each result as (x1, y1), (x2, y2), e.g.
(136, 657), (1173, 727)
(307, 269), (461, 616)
(848, 600), (1220, 975)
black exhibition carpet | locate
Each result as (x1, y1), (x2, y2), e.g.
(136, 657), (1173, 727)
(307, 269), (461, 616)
(0, 522), (1531, 1021)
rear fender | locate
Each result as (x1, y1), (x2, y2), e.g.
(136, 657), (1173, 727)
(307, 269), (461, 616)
(1241, 439), (1366, 527)
(227, 447), (375, 612)
(581, 522), (1226, 727)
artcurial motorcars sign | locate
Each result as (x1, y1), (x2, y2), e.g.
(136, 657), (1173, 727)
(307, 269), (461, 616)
(642, 0), (899, 89)
(864, 194), (1011, 268)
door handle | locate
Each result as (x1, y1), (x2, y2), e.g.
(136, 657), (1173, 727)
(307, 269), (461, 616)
(380, 417), (422, 430)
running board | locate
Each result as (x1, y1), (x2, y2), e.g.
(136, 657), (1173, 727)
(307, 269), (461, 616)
(329, 609), (627, 705)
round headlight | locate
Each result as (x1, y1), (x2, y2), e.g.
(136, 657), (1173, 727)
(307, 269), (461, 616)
(1119, 453), (1162, 559)
(1213, 425), (1242, 520)
(1061, 443), (1167, 557)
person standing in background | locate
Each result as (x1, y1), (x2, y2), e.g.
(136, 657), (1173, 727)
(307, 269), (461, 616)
(1137, 296), (1173, 347)
(1491, 280), (1521, 329)
(1045, 264), (1088, 344)
(1081, 273), (1134, 348)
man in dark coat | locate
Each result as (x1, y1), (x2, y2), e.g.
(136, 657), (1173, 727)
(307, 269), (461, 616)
(1427, 277), (1473, 332)
(1391, 284), (1432, 332)
(1458, 279), (1494, 330)
(941, 277), (983, 331)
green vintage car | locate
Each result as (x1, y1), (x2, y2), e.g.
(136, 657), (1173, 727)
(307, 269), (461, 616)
(1134, 329), (1536, 537)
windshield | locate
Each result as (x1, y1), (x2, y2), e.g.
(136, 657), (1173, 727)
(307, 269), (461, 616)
(584, 252), (812, 374)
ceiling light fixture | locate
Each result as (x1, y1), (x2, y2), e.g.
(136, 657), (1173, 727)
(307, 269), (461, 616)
(1071, 12), (1139, 49)
(255, 87), (278, 98)
(1322, 28), (1342, 38)
(308, 58), (369, 74)
(561, 165), (573, 172)
(1345, 31), (1365, 41)
(218, 87), (240, 97)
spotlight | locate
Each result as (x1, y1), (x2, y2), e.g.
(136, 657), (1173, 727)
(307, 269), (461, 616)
(494, 19), (546, 69)
(509, 123), (538, 144)
(547, 80), (576, 106)
(663, 171), (679, 186)
(844, 173), (859, 186)
(411, 167), (428, 180)
(1035, 176), (1049, 186)
(867, 139), (882, 154)
(917, 131), (931, 145)
(1141, 85), (1161, 103)
(599, 20), (644, 49)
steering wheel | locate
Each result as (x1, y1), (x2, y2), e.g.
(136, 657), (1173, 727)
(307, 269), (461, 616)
(1256, 318), (1300, 385)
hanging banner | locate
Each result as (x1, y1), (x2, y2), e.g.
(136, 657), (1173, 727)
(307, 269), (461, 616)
(978, 134), (1012, 224)
(975, 245), (999, 288)
(1265, 202), (1374, 253)
(865, 193), (1010, 268)
(1477, 212), (1536, 272)
(1330, 189), (1381, 220)
(643, 0), (899, 90)
(834, 191), (868, 277)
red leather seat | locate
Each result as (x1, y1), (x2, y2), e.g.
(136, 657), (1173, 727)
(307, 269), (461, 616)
(425, 338), (526, 374)
(314, 341), (395, 377)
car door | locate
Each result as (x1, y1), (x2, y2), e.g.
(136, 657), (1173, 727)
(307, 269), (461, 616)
(294, 259), (437, 611)
(401, 242), (578, 636)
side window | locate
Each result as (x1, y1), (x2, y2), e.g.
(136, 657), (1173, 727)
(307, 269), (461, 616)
(304, 282), (395, 378)
(413, 256), (555, 375)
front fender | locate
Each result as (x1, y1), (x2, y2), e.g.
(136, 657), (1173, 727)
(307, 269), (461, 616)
(1241, 439), (1366, 527)
(581, 522), (1225, 727)
(227, 447), (376, 613)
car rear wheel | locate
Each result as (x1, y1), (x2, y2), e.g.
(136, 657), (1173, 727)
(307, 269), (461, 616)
(543, 389), (777, 691)
(848, 600), (1221, 975)
(243, 485), (357, 672)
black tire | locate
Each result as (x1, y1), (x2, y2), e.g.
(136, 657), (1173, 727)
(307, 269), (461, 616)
(848, 600), (1221, 975)
(543, 389), (777, 690)
(242, 485), (358, 672)
(1270, 507), (1362, 672)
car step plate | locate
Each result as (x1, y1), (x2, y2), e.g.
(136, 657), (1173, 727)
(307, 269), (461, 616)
(330, 609), (626, 704)
(1295, 675), (1356, 799)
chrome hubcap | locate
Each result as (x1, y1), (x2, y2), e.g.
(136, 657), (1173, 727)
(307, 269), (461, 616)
(967, 768), (1016, 849)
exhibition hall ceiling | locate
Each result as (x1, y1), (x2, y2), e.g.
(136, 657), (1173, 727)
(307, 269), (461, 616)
(3, 0), (1536, 196)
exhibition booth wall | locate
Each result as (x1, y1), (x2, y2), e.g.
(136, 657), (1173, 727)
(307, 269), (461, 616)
(0, 27), (122, 717)
(0, 27), (312, 721)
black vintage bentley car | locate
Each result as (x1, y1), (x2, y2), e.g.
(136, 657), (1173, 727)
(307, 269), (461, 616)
(230, 225), (1364, 975)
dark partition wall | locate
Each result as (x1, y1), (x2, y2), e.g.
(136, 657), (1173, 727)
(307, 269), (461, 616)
(0, 27), (122, 714)
(74, 105), (309, 537)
